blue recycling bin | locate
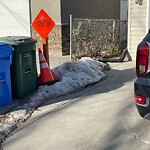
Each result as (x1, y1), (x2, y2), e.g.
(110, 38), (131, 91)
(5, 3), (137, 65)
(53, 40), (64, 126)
(0, 43), (13, 106)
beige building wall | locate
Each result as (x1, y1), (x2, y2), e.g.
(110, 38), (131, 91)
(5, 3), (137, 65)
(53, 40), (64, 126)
(31, 0), (61, 24)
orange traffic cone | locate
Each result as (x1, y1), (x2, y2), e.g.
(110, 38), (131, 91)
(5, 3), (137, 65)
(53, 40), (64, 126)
(38, 48), (59, 86)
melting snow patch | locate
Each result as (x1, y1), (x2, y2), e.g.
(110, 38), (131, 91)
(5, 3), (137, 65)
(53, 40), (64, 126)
(0, 57), (110, 143)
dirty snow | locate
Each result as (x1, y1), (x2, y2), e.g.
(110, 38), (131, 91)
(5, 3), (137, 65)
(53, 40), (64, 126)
(0, 57), (110, 143)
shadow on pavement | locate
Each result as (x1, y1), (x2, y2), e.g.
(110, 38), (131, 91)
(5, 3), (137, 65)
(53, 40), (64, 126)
(4, 65), (150, 150)
(0, 66), (136, 115)
(41, 67), (136, 107)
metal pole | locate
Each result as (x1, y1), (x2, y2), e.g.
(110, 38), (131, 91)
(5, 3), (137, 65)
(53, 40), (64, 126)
(112, 20), (115, 43)
(43, 37), (50, 66)
(29, 0), (32, 37)
(70, 14), (72, 61)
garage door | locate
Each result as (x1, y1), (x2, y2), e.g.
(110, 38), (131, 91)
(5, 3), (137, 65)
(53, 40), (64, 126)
(0, 0), (31, 37)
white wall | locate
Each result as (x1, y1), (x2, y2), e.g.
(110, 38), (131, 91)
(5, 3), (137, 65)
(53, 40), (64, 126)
(128, 0), (148, 60)
(0, 0), (31, 37)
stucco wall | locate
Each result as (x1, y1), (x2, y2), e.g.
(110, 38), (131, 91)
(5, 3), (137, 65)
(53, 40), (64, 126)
(61, 0), (120, 23)
(31, 0), (61, 24)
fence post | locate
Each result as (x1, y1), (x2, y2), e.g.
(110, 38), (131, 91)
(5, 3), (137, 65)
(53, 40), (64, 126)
(70, 14), (72, 61)
(112, 20), (115, 43)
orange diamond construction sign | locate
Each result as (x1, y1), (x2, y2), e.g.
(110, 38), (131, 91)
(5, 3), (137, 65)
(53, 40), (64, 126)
(32, 9), (55, 39)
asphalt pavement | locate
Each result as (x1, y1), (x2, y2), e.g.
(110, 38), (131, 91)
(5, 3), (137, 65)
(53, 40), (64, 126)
(2, 60), (150, 150)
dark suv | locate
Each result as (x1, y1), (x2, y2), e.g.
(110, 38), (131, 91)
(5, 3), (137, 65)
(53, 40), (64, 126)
(134, 30), (150, 117)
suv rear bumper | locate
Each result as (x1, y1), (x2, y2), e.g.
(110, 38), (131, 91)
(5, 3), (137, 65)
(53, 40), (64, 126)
(134, 77), (150, 117)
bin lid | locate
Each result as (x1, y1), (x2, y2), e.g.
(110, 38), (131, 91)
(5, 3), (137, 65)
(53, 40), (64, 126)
(0, 36), (37, 46)
(0, 43), (14, 58)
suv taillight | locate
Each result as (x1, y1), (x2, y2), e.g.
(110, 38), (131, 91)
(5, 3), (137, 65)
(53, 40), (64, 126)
(136, 41), (150, 76)
(134, 94), (149, 107)
(134, 94), (146, 105)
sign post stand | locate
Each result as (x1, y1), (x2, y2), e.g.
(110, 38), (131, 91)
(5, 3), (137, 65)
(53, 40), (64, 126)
(42, 37), (49, 66)
(32, 9), (55, 66)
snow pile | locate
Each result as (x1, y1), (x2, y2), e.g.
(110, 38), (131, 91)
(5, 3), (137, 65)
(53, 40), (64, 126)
(0, 109), (32, 142)
(37, 57), (106, 99)
(0, 57), (109, 143)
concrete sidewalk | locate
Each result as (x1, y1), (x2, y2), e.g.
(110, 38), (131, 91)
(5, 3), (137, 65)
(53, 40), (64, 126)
(0, 55), (71, 115)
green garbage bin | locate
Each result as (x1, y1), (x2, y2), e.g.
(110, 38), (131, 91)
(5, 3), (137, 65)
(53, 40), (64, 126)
(0, 36), (37, 99)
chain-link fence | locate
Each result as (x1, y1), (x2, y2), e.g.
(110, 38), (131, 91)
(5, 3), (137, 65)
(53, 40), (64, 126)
(71, 18), (127, 60)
